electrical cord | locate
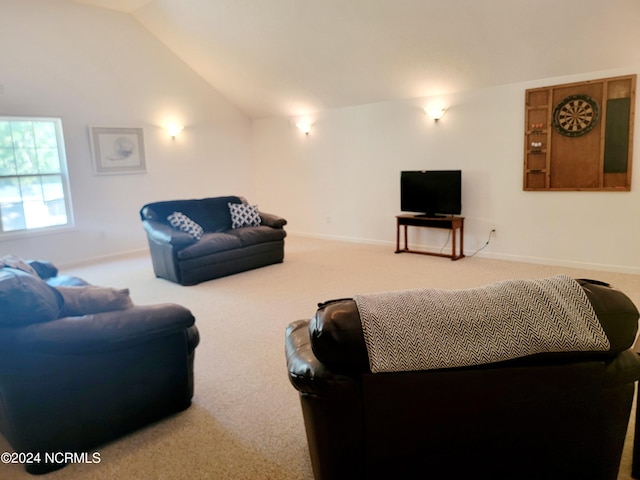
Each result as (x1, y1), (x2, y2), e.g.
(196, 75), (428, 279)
(468, 229), (496, 257)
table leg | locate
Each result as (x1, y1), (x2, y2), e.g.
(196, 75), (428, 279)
(452, 227), (457, 259)
(403, 225), (408, 250)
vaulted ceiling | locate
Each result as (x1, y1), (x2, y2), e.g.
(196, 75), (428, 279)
(71, 0), (640, 119)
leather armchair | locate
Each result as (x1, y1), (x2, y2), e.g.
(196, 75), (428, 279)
(0, 260), (199, 474)
(286, 279), (640, 480)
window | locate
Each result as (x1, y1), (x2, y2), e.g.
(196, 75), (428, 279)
(0, 117), (73, 235)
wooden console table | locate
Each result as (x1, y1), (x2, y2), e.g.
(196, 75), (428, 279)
(395, 214), (465, 260)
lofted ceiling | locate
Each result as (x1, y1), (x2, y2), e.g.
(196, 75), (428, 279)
(71, 0), (640, 119)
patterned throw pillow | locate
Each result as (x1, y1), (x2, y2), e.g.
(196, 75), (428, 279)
(167, 211), (204, 240)
(228, 203), (261, 229)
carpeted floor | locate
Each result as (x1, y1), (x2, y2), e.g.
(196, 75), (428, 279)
(1, 235), (638, 479)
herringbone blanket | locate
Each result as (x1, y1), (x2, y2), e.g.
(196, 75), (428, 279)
(354, 275), (610, 373)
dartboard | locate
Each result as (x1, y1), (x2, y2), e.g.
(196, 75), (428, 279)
(552, 94), (600, 137)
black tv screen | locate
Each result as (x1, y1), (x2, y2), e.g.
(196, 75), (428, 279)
(400, 170), (462, 216)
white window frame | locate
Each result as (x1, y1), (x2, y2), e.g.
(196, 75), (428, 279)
(0, 116), (74, 238)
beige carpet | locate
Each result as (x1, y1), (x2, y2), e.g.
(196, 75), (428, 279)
(1, 235), (638, 479)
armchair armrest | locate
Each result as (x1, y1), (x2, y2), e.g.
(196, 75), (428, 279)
(0, 304), (197, 354)
(286, 319), (358, 396)
(285, 319), (364, 480)
(260, 212), (287, 229)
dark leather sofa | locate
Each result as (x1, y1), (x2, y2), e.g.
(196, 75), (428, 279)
(286, 278), (640, 480)
(0, 258), (199, 474)
(140, 195), (287, 285)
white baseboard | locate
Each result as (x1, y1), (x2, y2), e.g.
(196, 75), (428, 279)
(289, 231), (640, 275)
(58, 248), (149, 269)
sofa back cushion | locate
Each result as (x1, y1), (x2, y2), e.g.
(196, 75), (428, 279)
(0, 268), (61, 326)
(56, 286), (134, 317)
(140, 196), (243, 233)
(577, 278), (640, 352)
(311, 279), (639, 374)
(311, 298), (370, 372)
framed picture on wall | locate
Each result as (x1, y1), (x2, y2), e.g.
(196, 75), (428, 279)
(90, 127), (146, 175)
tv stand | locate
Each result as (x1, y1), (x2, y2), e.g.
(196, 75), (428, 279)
(395, 214), (465, 260)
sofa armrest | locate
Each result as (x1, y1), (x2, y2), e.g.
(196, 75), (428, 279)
(142, 219), (196, 249)
(604, 349), (640, 388)
(286, 319), (364, 480)
(286, 319), (359, 396)
(0, 304), (196, 354)
(259, 212), (287, 229)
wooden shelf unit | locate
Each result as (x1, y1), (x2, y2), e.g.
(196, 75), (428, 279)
(523, 75), (635, 191)
(524, 90), (552, 189)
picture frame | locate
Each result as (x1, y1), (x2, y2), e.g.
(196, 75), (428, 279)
(90, 127), (146, 175)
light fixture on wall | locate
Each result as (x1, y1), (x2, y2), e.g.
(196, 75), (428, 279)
(424, 104), (447, 122)
(294, 118), (313, 135)
(166, 123), (184, 138)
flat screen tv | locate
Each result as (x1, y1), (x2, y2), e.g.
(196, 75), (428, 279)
(400, 170), (462, 217)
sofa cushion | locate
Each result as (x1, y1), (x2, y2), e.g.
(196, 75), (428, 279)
(0, 268), (61, 326)
(200, 197), (242, 231)
(229, 203), (261, 229)
(228, 226), (286, 246)
(167, 211), (204, 240)
(56, 286), (134, 317)
(177, 232), (243, 260)
(577, 278), (639, 353)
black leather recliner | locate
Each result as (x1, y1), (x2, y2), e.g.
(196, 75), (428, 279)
(286, 278), (640, 480)
(0, 259), (199, 474)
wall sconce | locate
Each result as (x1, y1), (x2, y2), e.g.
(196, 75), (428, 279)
(294, 119), (313, 135)
(166, 123), (184, 138)
(424, 105), (447, 122)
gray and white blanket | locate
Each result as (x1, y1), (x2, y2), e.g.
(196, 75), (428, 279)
(354, 275), (610, 373)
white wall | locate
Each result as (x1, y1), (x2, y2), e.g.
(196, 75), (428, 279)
(2, 1), (638, 274)
(0, 0), (253, 265)
(252, 69), (640, 274)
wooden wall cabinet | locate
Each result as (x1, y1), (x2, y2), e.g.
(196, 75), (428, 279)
(524, 75), (636, 191)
